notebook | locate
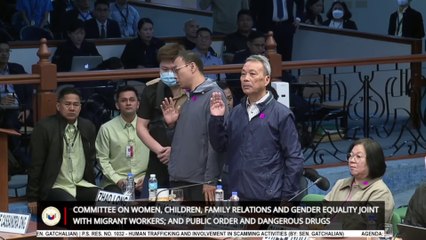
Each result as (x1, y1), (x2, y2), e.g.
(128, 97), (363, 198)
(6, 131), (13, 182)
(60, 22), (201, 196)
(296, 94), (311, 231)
(398, 223), (426, 240)
(70, 56), (103, 72)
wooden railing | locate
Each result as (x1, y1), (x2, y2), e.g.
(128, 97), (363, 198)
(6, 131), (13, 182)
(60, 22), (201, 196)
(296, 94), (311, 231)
(8, 35), (225, 49)
(2, 32), (425, 123)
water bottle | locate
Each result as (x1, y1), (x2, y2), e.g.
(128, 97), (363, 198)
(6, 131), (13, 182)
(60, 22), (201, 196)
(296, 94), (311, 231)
(215, 185), (224, 202)
(229, 191), (239, 205)
(124, 173), (135, 200)
(148, 174), (158, 201)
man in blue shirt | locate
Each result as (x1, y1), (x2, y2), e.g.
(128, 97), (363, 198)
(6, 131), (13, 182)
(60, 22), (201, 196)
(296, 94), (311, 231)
(16, 0), (53, 28)
(110, 0), (140, 37)
(192, 27), (225, 81)
(209, 55), (304, 201)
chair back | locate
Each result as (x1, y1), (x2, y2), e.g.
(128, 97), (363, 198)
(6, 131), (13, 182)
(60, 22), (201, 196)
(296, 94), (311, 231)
(391, 211), (402, 236)
(394, 206), (407, 223)
(0, 28), (13, 41)
(20, 26), (53, 41)
(301, 193), (325, 202)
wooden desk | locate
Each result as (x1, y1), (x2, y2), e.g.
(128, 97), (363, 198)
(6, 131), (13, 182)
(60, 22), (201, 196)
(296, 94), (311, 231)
(0, 220), (36, 239)
(0, 128), (21, 212)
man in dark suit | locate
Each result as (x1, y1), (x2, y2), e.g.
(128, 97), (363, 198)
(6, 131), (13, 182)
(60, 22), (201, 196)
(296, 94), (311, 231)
(250, 0), (304, 61)
(388, 0), (424, 39)
(405, 182), (426, 227)
(84, 0), (121, 39)
(0, 40), (33, 167)
(27, 87), (99, 213)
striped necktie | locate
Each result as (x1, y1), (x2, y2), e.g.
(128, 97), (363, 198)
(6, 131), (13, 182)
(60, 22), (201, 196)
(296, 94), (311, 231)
(66, 124), (76, 143)
(100, 24), (106, 38)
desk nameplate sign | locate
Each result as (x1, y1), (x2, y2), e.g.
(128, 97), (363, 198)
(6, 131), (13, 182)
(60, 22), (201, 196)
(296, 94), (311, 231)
(95, 190), (131, 206)
(0, 212), (30, 234)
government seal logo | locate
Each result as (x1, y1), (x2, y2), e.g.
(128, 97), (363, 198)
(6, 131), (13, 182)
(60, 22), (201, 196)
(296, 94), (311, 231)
(41, 206), (61, 226)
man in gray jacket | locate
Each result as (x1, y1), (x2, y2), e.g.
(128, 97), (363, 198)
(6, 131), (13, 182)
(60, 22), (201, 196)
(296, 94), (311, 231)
(161, 50), (227, 202)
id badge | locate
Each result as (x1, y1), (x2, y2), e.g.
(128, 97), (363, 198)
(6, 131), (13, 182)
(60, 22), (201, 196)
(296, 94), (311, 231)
(126, 145), (134, 158)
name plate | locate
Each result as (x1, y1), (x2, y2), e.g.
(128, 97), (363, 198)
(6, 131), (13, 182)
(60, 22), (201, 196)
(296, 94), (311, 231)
(95, 190), (130, 206)
(0, 212), (30, 234)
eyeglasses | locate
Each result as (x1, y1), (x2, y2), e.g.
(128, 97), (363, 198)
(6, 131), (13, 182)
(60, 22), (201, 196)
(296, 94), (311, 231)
(347, 152), (366, 161)
(173, 64), (189, 74)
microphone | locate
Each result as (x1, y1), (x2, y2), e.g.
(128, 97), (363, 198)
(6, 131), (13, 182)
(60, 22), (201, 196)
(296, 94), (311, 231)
(303, 168), (330, 191)
(287, 177), (324, 202)
(155, 180), (215, 202)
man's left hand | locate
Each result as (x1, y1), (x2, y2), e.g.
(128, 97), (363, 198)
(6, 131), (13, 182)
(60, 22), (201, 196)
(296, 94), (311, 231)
(135, 178), (144, 191)
(157, 146), (171, 165)
(203, 184), (216, 203)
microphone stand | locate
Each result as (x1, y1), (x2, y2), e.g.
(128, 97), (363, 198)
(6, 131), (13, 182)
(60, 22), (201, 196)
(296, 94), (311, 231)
(287, 177), (323, 202)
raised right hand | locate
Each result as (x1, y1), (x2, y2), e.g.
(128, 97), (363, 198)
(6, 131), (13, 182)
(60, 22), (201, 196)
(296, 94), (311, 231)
(160, 97), (180, 127)
(210, 92), (226, 117)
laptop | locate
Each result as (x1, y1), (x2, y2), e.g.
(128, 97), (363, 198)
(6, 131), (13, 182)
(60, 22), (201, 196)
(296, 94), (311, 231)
(398, 223), (426, 240)
(70, 56), (103, 72)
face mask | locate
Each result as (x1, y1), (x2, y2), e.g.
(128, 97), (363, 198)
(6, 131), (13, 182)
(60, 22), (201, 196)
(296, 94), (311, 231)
(332, 9), (344, 19)
(397, 0), (409, 6)
(160, 71), (177, 87)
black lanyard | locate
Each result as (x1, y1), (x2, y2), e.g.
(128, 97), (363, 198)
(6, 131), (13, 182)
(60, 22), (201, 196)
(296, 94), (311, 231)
(64, 128), (79, 152)
(396, 15), (403, 35)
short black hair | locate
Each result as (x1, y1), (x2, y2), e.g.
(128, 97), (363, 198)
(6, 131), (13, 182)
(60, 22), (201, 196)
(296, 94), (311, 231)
(138, 18), (153, 31)
(176, 50), (204, 72)
(196, 27), (212, 37)
(305, 0), (323, 13)
(57, 87), (82, 101)
(347, 138), (386, 179)
(115, 85), (139, 102)
(248, 31), (265, 42)
(237, 9), (253, 21)
(94, 0), (109, 8)
(326, 0), (352, 20)
(217, 81), (230, 90)
(67, 19), (85, 33)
